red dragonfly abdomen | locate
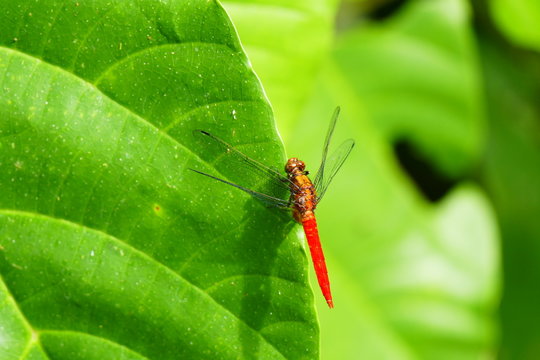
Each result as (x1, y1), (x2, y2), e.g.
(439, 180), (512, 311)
(285, 157), (334, 308)
(302, 215), (333, 308)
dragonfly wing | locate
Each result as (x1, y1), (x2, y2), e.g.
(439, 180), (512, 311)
(195, 130), (297, 193)
(313, 107), (341, 190)
(314, 138), (355, 202)
(189, 169), (291, 208)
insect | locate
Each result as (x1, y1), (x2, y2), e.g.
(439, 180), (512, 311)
(190, 107), (354, 308)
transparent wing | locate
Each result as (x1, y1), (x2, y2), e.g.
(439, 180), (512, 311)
(313, 107), (341, 191)
(313, 107), (355, 202)
(195, 130), (297, 193)
(314, 139), (354, 202)
(189, 169), (290, 208)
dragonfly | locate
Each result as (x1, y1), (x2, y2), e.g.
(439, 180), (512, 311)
(190, 107), (354, 308)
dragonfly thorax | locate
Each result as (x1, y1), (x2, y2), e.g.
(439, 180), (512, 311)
(285, 157), (305, 175)
(287, 156), (317, 223)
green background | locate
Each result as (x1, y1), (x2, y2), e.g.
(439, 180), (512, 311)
(1, 0), (539, 359)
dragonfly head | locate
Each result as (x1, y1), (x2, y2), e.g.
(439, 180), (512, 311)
(285, 157), (305, 175)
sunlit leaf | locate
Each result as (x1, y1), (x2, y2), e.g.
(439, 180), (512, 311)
(0, 0), (317, 358)
(331, 0), (484, 176)
(222, 0), (339, 139)
(490, 0), (540, 51)
(287, 0), (500, 358)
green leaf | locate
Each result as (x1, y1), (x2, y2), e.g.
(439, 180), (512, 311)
(490, 0), (540, 51)
(0, 211), (297, 359)
(0, 277), (45, 359)
(286, 0), (499, 358)
(331, 0), (485, 176)
(222, 0), (339, 139)
(0, 0), (317, 358)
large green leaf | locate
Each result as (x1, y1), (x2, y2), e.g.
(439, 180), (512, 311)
(0, 1), (317, 358)
(222, 0), (339, 139)
(286, 0), (499, 358)
(490, 0), (540, 51)
(330, 0), (484, 177)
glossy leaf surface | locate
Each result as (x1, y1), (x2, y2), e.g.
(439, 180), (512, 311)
(0, 1), (317, 359)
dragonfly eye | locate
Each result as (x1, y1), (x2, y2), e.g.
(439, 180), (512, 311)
(285, 158), (305, 173)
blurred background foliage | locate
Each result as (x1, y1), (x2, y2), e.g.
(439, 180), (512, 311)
(224, 0), (540, 358)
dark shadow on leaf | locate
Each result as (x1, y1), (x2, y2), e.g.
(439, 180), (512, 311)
(237, 200), (294, 359)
